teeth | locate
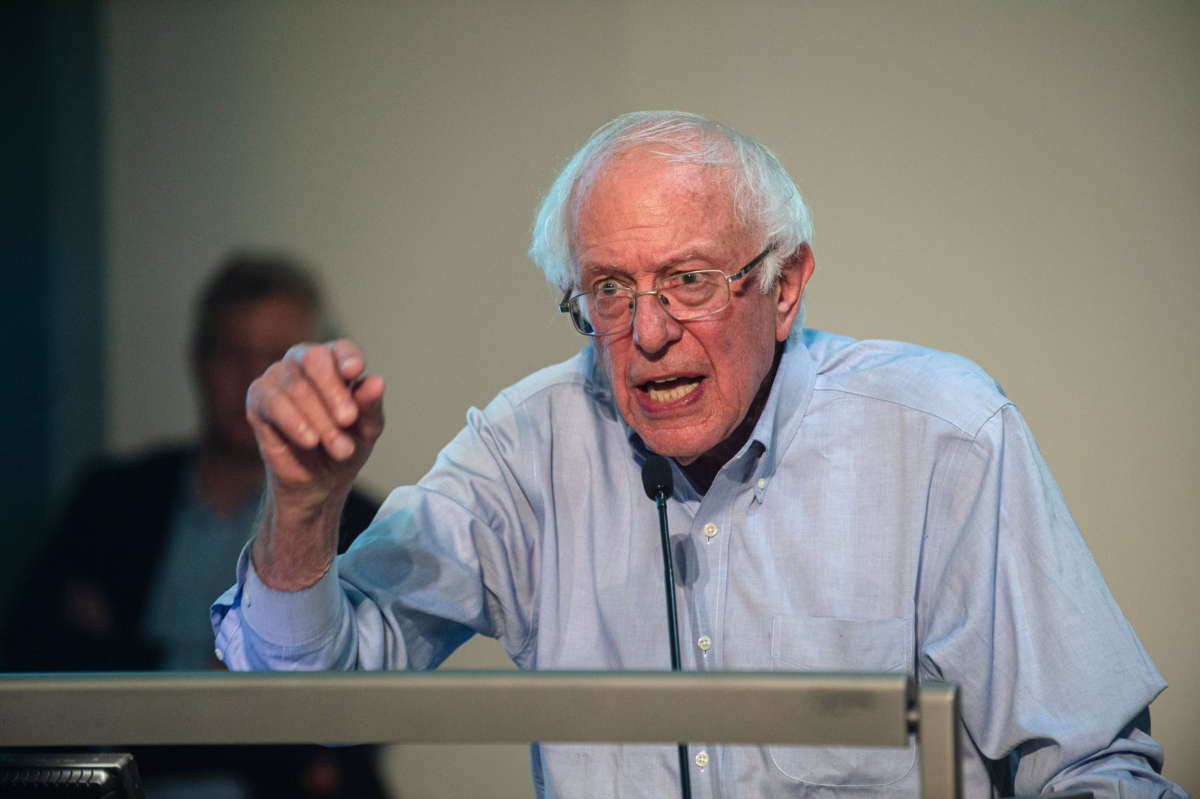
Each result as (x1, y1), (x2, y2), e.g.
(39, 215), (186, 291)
(647, 380), (699, 403)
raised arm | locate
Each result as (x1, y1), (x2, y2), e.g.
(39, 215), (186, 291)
(246, 339), (385, 591)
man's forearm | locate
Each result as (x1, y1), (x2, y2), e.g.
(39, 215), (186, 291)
(250, 489), (348, 591)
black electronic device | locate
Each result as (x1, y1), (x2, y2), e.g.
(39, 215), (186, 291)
(0, 752), (145, 798)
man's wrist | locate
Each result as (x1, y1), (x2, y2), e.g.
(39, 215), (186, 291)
(251, 487), (348, 591)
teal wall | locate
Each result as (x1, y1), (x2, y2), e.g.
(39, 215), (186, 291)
(0, 2), (105, 620)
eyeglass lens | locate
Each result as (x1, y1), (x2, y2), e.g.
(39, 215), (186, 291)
(571, 271), (729, 336)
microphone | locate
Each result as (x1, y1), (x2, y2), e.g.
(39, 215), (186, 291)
(640, 453), (691, 799)
(642, 452), (674, 503)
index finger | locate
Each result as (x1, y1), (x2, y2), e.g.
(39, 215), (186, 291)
(328, 338), (366, 381)
(284, 341), (360, 428)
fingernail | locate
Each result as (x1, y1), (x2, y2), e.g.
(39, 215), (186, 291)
(332, 435), (356, 460)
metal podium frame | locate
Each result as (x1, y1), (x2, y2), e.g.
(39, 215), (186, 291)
(0, 670), (961, 797)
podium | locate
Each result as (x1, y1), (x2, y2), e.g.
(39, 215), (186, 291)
(0, 670), (961, 797)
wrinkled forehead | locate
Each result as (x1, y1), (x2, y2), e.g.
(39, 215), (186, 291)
(568, 145), (747, 265)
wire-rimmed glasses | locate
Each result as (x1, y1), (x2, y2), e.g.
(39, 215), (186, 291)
(558, 247), (773, 337)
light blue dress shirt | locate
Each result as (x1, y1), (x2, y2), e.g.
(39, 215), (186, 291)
(143, 457), (259, 674)
(212, 330), (1182, 798)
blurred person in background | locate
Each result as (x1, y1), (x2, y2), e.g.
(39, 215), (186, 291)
(3, 252), (387, 798)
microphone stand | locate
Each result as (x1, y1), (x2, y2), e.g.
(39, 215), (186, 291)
(643, 455), (692, 799)
(654, 486), (684, 675)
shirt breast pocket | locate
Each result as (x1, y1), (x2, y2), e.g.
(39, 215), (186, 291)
(767, 615), (917, 788)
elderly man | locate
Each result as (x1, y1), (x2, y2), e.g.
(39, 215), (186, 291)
(213, 112), (1181, 797)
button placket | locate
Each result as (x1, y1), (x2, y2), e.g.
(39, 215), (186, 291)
(753, 476), (768, 503)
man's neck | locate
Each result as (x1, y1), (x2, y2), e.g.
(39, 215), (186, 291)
(679, 342), (783, 495)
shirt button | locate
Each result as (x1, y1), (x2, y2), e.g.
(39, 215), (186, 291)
(703, 522), (717, 539)
(697, 635), (712, 652)
(756, 478), (766, 490)
(694, 751), (709, 769)
(214, 648), (224, 662)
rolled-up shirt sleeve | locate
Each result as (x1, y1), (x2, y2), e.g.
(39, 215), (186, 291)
(918, 403), (1180, 796)
(211, 543), (358, 671)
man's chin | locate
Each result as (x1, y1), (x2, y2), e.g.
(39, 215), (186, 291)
(633, 429), (713, 465)
(621, 403), (726, 463)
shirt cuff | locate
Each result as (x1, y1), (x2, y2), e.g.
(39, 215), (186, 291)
(241, 548), (343, 648)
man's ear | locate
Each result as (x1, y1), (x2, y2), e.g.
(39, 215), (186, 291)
(774, 244), (815, 341)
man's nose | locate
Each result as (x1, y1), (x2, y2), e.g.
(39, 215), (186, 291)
(631, 291), (683, 354)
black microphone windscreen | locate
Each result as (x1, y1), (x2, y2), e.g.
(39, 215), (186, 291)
(641, 453), (674, 501)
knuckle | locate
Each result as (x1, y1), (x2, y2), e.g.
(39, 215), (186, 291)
(266, 358), (291, 381)
(263, 391), (292, 422)
(275, 361), (309, 393)
(246, 374), (279, 416)
(245, 376), (265, 404)
(287, 387), (334, 431)
(300, 345), (330, 372)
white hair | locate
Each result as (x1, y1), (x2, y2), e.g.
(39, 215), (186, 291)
(529, 110), (813, 331)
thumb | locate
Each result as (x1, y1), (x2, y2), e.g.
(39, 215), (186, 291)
(352, 374), (386, 439)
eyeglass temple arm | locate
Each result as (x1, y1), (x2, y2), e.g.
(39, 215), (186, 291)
(727, 247), (773, 283)
(558, 287), (576, 313)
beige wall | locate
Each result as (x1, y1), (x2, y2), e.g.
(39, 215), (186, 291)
(105, 2), (1199, 794)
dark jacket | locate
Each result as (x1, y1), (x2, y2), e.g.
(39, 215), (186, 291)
(5, 445), (377, 671)
(1, 445), (387, 799)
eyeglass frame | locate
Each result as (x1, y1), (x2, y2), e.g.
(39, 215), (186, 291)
(557, 246), (774, 337)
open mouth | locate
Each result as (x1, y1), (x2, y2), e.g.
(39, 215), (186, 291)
(639, 376), (702, 404)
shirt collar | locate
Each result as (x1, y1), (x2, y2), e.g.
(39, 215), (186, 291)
(586, 336), (818, 490)
(745, 335), (818, 489)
